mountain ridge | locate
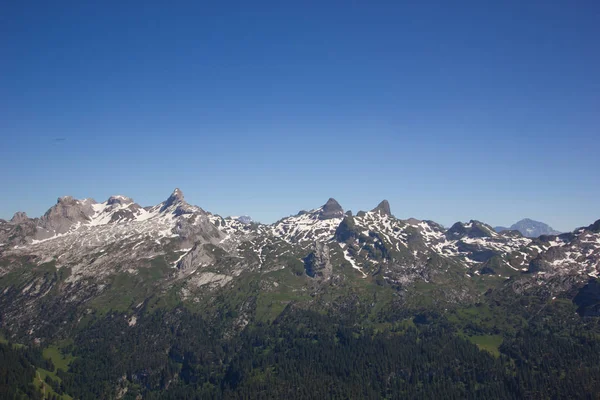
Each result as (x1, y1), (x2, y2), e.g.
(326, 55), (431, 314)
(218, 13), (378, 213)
(1, 188), (596, 298)
(1, 187), (599, 398)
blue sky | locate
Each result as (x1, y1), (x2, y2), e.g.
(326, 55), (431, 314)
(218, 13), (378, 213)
(1, 1), (598, 231)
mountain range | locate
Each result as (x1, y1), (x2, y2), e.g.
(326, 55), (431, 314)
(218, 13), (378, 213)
(1, 189), (599, 398)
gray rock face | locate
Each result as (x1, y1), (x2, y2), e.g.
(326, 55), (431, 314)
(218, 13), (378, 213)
(10, 212), (29, 224)
(0, 217), (37, 246)
(175, 214), (223, 245)
(177, 243), (216, 272)
(160, 188), (203, 217)
(107, 195), (134, 206)
(318, 198), (344, 220)
(35, 196), (97, 239)
(371, 200), (391, 216)
(161, 188), (185, 211)
(303, 242), (332, 279)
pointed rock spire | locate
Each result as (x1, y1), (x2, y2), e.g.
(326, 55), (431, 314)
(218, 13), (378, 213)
(318, 198), (344, 220)
(162, 188), (185, 210)
(169, 188), (184, 202)
(371, 200), (391, 216)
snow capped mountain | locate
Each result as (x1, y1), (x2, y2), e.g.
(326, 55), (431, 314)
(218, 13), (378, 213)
(0, 188), (598, 339)
(0, 190), (594, 282)
(270, 198), (345, 244)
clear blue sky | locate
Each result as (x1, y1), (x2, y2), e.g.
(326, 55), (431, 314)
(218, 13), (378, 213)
(1, 1), (598, 231)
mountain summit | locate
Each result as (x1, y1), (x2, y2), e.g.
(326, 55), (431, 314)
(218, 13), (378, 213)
(495, 218), (561, 237)
(318, 198), (344, 220)
(371, 200), (391, 216)
(162, 188), (185, 208)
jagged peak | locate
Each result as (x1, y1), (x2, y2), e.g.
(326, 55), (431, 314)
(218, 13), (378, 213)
(107, 195), (134, 206)
(10, 211), (29, 224)
(55, 196), (96, 206)
(169, 188), (184, 202)
(158, 188), (205, 217)
(162, 188), (185, 210)
(57, 195), (77, 204)
(371, 200), (391, 216)
(323, 198), (341, 209)
(318, 198), (344, 220)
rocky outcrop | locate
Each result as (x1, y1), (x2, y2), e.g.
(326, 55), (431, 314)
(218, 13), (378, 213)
(303, 242), (332, 279)
(177, 243), (217, 272)
(10, 212), (29, 224)
(35, 196), (97, 239)
(335, 216), (358, 242)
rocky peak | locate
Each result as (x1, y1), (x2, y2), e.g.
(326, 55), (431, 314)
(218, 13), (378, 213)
(371, 200), (391, 216)
(446, 220), (494, 239)
(318, 198), (344, 220)
(57, 195), (77, 205)
(159, 188), (205, 218)
(161, 188), (186, 211)
(46, 196), (95, 216)
(36, 195), (96, 239)
(107, 195), (134, 206)
(10, 211), (29, 224)
(168, 188), (184, 203)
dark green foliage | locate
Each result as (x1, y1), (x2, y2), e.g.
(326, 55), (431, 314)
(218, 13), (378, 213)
(573, 279), (600, 316)
(2, 273), (600, 399)
(3, 301), (594, 400)
(0, 343), (44, 399)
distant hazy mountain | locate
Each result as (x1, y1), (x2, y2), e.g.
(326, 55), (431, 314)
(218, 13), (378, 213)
(494, 218), (561, 237)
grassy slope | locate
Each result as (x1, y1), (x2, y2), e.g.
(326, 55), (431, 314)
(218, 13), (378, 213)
(33, 344), (75, 400)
